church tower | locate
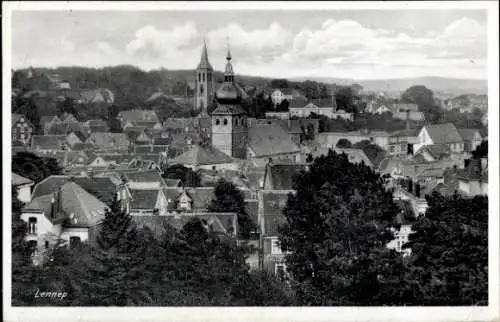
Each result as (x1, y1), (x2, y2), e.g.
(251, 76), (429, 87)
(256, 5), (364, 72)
(195, 40), (214, 116)
(211, 47), (248, 159)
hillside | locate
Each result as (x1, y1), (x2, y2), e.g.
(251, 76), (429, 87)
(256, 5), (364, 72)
(292, 76), (487, 95)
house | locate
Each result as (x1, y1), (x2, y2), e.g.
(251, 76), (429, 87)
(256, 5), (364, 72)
(270, 88), (295, 106)
(12, 114), (34, 146)
(458, 128), (483, 153)
(40, 115), (62, 133)
(415, 123), (464, 154)
(45, 122), (85, 136)
(247, 124), (301, 165)
(117, 109), (160, 128)
(85, 132), (130, 151)
(86, 153), (135, 169)
(390, 103), (419, 113)
(386, 199), (416, 257)
(31, 135), (68, 152)
(316, 130), (391, 151)
(12, 173), (34, 203)
(162, 187), (216, 213)
(21, 182), (108, 264)
(457, 158), (488, 196)
(65, 132), (83, 149)
(388, 129), (420, 156)
(128, 188), (168, 216)
(392, 111), (426, 122)
(258, 162), (306, 276)
(332, 109), (354, 121)
(169, 144), (237, 171)
(289, 102), (336, 119)
(374, 104), (391, 115)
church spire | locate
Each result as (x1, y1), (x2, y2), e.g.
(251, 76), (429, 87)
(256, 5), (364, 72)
(224, 39), (234, 83)
(197, 38), (213, 71)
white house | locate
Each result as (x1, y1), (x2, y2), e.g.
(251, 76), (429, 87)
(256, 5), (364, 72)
(415, 123), (464, 154)
(12, 173), (34, 203)
(21, 182), (107, 264)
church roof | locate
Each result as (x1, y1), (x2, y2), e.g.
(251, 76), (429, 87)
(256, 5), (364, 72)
(211, 104), (247, 115)
(197, 41), (213, 71)
(170, 144), (233, 165)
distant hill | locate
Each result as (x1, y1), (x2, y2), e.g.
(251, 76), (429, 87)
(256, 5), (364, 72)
(291, 76), (487, 96)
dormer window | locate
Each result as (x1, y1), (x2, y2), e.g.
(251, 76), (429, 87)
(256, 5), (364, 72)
(223, 118), (228, 125)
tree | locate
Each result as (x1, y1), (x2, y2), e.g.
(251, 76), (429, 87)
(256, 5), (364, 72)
(277, 99), (290, 112)
(12, 152), (63, 183)
(336, 138), (353, 148)
(162, 164), (201, 187)
(270, 79), (289, 89)
(401, 85), (443, 123)
(56, 97), (78, 119)
(472, 140), (488, 159)
(208, 179), (256, 239)
(335, 86), (358, 113)
(403, 193), (488, 305)
(278, 150), (403, 305)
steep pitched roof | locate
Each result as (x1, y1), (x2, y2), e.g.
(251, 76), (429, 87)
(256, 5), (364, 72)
(162, 187), (215, 211)
(59, 182), (107, 228)
(248, 124), (300, 157)
(129, 189), (160, 209)
(458, 128), (482, 141)
(170, 145), (233, 166)
(66, 132), (83, 147)
(211, 104), (247, 115)
(23, 194), (67, 224)
(415, 144), (451, 160)
(423, 123), (463, 144)
(197, 41), (213, 70)
(264, 163), (307, 190)
(124, 169), (166, 185)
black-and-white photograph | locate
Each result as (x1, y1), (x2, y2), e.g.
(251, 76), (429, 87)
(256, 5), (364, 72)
(3, 1), (499, 320)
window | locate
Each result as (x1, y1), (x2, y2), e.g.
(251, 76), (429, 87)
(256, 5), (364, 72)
(70, 236), (81, 249)
(223, 118), (228, 125)
(271, 239), (283, 255)
(235, 118), (239, 126)
(45, 240), (49, 249)
(28, 217), (37, 235)
(212, 165), (216, 171)
(202, 73), (205, 82)
(390, 145), (395, 153)
(198, 73), (201, 82)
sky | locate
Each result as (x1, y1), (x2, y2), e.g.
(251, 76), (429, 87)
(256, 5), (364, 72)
(10, 9), (488, 80)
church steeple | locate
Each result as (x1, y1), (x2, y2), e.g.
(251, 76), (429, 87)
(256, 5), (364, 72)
(224, 44), (234, 83)
(195, 39), (214, 115)
(197, 39), (213, 71)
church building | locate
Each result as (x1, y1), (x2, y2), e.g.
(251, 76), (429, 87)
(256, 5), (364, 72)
(211, 48), (248, 160)
(195, 41), (215, 116)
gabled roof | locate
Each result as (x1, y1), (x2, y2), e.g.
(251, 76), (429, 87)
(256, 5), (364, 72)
(12, 114), (33, 127)
(59, 182), (107, 227)
(197, 41), (213, 71)
(12, 173), (34, 186)
(23, 194), (67, 224)
(124, 169), (166, 185)
(423, 123), (463, 144)
(211, 104), (247, 115)
(40, 115), (61, 127)
(170, 144), (233, 166)
(162, 187), (215, 211)
(129, 189), (160, 209)
(165, 178), (182, 187)
(248, 124), (300, 157)
(415, 144), (451, 160)
(264, 163), (307, 190)
(458, 128), (482, 141)
(66, 132), (83, 147)
(32, 175), (119, 206)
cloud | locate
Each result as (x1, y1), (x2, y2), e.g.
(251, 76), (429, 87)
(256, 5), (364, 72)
(11, 15), (487, 80)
